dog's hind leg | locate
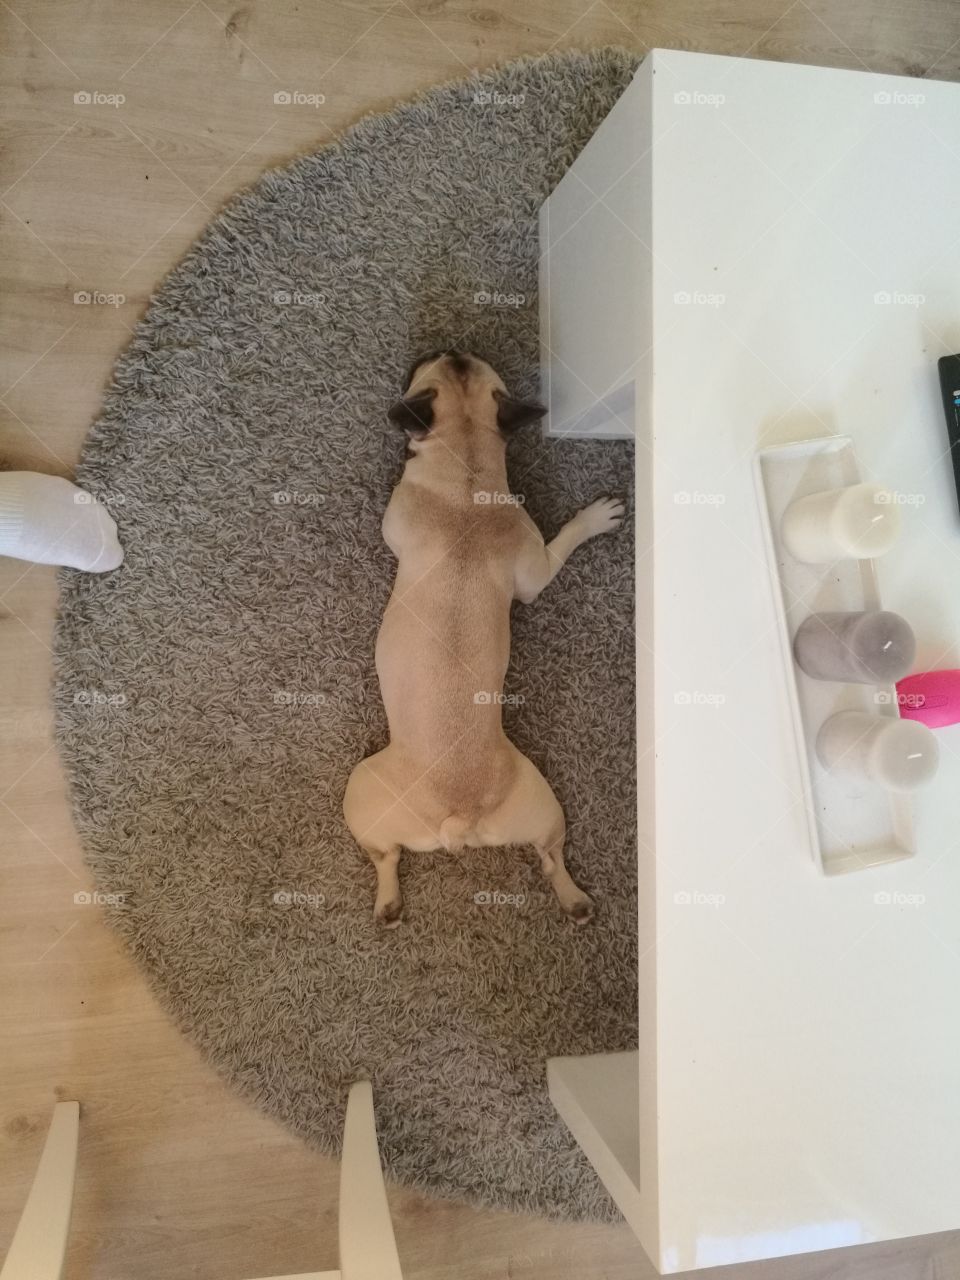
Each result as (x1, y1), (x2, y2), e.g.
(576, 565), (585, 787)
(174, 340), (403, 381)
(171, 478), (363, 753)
(533, 804), (595, 925)
(482, 751), (594, 923)
(343, 752), (406, 927)
(364, 842), (403, 927)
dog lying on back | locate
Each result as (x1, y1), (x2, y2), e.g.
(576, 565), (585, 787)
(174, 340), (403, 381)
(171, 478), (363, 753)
(343, 351), (624, 925)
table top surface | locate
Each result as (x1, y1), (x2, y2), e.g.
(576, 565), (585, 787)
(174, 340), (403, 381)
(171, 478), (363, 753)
(630, 49), (960, 1272)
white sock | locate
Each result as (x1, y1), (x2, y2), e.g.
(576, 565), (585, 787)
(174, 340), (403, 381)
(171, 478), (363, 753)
(0, 472), (123, 573)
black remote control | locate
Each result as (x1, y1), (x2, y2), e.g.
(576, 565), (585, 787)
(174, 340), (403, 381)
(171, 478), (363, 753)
(939, 353), (960, 518)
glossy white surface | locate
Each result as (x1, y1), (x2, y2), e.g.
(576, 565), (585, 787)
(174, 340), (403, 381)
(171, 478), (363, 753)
(542, 49), (960, 1273)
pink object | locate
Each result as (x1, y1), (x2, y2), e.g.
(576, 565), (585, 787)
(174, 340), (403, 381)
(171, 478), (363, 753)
(896, 669), (960, 728)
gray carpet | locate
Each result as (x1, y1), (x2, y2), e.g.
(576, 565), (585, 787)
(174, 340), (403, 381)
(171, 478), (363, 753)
(53, 47), (639, 1221)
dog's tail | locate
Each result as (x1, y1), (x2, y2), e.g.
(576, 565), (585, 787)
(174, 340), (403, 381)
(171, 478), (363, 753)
(439, 816), (471, 852)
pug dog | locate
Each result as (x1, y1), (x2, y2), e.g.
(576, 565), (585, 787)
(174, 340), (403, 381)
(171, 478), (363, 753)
(343, 351), (624, 925)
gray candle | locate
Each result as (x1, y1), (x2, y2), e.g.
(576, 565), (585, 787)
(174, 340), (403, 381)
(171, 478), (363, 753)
(793, 610), (916, 684)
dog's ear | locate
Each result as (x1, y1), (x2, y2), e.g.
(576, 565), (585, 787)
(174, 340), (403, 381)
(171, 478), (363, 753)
(388, 390), (436, 437)
(495, 392), (548, 434)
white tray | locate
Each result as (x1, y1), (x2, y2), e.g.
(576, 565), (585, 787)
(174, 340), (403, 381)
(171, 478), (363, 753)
(755, 436), (914, 875)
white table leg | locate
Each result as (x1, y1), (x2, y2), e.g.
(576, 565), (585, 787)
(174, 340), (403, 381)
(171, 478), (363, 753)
(338, 1082), (403, 1280)
(1, 1101), (80, 1280)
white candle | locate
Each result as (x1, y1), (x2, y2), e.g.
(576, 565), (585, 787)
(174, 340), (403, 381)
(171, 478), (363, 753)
(816, 711), (939, 791)
(781, 483), (901, 563)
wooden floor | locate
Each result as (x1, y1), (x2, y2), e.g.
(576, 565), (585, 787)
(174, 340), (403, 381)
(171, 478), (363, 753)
(3, 1), (960, 1276)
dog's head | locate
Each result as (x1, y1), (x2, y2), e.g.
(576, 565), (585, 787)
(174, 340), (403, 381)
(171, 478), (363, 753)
(387, 351), (546, 441)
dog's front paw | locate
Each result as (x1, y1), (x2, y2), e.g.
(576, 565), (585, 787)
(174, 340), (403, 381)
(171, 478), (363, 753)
(577, 496), (626, 538)
(375, 897), (404, 929)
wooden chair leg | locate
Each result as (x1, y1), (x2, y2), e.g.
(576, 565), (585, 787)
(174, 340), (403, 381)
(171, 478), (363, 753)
(338, 1082), (403, 1280)
(1, 1101), (80, 1280)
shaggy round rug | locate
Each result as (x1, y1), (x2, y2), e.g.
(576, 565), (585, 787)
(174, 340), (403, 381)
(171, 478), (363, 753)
(53, 47), (639, 1221)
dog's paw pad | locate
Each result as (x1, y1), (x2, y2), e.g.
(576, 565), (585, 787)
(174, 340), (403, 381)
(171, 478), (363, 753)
(568, 898), (595, 925)
(375, 899), (404, 928)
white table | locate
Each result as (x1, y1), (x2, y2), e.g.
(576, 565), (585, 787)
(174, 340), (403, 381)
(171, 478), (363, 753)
(541, 49), (960, 1273)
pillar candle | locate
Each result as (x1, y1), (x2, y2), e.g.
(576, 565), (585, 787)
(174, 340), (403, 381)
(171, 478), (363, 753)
(781, 483), (901, 563)
(816, 711), (939, 791)
(794, 610), (916, 684)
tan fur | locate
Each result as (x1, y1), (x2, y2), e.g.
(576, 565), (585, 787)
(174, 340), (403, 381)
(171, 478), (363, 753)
(343, 352), (624, 925)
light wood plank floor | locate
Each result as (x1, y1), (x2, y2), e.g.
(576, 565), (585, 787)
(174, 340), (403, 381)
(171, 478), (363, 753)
(2, 1), (960, 1276)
